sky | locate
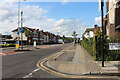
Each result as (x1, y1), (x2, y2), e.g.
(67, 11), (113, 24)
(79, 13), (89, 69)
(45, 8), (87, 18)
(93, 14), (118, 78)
(0, 0), (106, 37)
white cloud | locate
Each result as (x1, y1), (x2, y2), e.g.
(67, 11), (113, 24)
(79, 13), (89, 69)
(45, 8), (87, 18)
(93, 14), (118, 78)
(95, 16), (101, 25)
(61, 0), (68, 5)
(47, 19), (88, 37)
(0, 2), (47, 34)
(47, 19), (54, 22)
(0, 2), (88, 37)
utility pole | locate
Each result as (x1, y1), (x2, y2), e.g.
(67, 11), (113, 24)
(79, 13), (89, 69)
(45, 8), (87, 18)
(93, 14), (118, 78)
(21, 11), (23, 50)
(101, 0), (104, 67)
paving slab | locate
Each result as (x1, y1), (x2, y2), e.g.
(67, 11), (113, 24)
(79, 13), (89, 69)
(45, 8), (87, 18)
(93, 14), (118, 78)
(47, 44), (119, 76)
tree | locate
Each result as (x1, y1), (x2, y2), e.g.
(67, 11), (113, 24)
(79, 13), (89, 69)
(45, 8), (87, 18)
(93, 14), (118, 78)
(24, 30), (31, 44)
(72, 31), (78, 43)
(62, 35), (66, 42)
(24, 30), (31, 37)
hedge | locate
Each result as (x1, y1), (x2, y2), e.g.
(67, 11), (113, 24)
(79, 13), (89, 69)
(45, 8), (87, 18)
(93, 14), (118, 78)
(81, 34), (120, 61)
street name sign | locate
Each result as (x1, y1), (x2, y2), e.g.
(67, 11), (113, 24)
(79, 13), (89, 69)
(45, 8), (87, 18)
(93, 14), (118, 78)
(109, 43), (120, 50)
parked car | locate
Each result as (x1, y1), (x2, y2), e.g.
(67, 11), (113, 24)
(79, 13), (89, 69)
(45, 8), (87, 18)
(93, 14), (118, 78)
(0, 42), (15, 47)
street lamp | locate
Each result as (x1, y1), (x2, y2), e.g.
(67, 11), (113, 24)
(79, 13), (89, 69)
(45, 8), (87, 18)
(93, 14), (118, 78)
(21, 11), (23, 50)
(17, 0), (26, 50)
(16, 0), (20, 50)
(69, 18), (77, 44)
(100, 0), (105, 67)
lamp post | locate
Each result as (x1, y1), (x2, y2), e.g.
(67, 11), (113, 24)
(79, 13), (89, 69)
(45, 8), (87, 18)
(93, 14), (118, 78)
(69, 18), (77, 44)
(18, 0), (26, 50)
(101, 0), (105, 67)
(18, 0), (20, 28)
(21, 11), (23, 50)
(17, 0), (20, 49)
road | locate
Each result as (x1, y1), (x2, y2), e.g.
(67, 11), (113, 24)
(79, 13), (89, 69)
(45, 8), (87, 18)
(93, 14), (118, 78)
(2, 44), (119, 80)
(2, 44), (71, 78)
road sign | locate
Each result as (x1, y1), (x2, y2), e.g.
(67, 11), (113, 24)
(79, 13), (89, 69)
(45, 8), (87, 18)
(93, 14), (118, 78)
(17, 31), (20, 35)
(109, 43), (120, 50)
(19, 28), (24, 33)
(17, 28), (25, 35)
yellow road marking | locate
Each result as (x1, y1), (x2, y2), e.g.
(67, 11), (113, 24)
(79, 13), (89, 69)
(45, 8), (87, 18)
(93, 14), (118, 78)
(36, 45), (119, 79)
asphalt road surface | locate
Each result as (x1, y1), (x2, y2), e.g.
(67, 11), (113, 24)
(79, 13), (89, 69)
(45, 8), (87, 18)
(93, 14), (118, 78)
(2, 44), (71, 78)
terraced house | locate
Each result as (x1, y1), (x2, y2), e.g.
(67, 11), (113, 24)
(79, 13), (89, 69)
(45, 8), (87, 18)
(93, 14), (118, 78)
(12, 27), (60, 45)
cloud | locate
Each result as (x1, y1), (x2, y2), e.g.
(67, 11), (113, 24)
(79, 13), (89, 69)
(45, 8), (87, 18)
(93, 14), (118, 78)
(0, 1), (88, 37)
(61, 0), (68, 5)
(0, 2), (47, 34)
(95, 16), (101, 25)
(47, 19), (88, 37)
(0, 2), (17, 21)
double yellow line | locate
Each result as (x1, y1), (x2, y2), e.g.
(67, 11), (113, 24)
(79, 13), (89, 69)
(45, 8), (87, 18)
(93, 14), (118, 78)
(36, 45), (119, 79)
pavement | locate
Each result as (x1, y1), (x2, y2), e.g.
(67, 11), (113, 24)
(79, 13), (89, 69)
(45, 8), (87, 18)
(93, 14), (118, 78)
(47, 44), (120, 77)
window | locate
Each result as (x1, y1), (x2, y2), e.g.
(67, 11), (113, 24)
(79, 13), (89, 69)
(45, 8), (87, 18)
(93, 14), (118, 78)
(87, 31), (89, 35)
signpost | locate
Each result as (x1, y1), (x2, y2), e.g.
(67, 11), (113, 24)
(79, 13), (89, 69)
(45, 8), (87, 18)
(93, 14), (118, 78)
(109, 43), (120, 50)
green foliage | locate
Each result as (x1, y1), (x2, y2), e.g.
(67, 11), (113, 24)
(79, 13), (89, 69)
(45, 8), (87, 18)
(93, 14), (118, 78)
(72, 31), (78, 38)
(24, 30), (31, 37)
(95, 34), (108, 60)
(81, 34), (120, 61)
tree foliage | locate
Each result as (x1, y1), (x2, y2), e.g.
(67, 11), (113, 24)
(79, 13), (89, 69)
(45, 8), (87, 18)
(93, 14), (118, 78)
(24, 30), (31, 37)
(72, 31), (78, 38)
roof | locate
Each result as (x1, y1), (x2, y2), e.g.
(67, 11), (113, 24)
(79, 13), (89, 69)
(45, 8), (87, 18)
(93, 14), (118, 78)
(44, 32), (54, 36)
(12, 27), (36, 32)
(82, 28), (94, 37)
(82, 26), (101, 37)
(85, 28), (94, 32)
(55, 35), (60, 37)
(12, 27), (61, 37)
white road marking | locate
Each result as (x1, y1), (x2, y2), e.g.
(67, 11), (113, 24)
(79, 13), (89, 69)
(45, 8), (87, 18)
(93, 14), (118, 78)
(23, 68), (40, 78)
